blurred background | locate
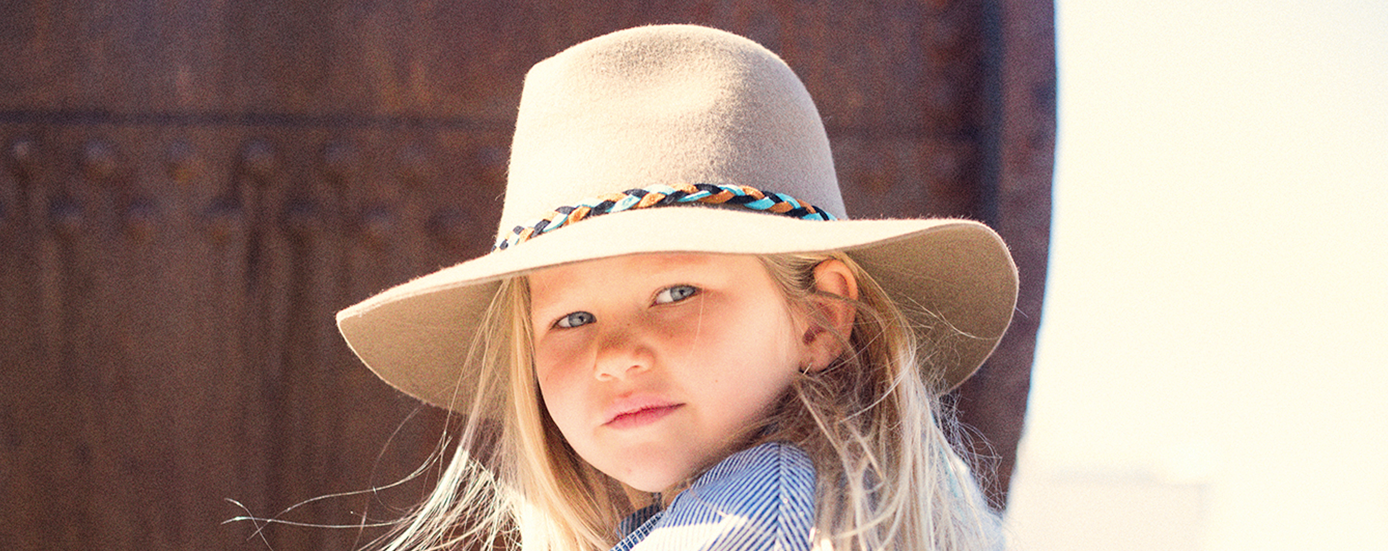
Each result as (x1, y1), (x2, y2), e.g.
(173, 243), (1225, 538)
(1006, 1), (1388, 549)
(1, 2), (1049, 549)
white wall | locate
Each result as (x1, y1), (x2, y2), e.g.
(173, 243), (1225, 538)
(1006, 1), (1388, 549)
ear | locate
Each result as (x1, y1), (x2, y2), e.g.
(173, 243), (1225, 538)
(800, 259), (859, 372)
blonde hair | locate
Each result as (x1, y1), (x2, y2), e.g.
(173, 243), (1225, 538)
(363, 252), (1005, 551)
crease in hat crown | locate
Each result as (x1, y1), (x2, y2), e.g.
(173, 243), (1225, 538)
(500, 24), (846, 247)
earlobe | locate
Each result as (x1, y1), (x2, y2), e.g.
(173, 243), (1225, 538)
(801, 259), (859, 372)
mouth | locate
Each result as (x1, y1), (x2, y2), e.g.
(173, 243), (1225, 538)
(603, 398), (683, 429)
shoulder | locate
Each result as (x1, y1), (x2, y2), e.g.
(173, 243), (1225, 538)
(690, 441), (815, 508)
(626, 442), (816, 551)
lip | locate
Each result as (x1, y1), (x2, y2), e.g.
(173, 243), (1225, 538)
(602, 395), (683, 429)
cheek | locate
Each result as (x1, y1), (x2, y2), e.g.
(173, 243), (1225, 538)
(533, 348), (582, 416)
(678, 310), (800, 383)
(534, 331), (587, 383)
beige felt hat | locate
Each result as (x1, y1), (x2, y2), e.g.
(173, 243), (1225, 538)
(336, 24), (1018, 412)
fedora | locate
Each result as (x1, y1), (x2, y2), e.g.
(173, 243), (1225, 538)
(336, 24), (1018, 412)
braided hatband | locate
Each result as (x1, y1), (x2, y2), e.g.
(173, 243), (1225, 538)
(493, 183), (836, 251)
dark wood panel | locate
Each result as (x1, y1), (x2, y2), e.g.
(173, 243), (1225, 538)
(952, 0), (1056, 509)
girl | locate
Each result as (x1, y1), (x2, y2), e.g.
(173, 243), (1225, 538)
(336, 24), (1017, 551)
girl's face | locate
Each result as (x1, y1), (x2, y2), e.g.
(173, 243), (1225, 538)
(528, 253), (809, 493)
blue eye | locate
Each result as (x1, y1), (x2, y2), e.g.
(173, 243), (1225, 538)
(556, 311), (596, 329)
(655, 285), (699, 304)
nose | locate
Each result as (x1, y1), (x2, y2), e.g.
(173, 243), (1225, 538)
(592, 326), (653, 381)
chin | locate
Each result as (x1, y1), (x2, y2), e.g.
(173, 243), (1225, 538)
(605, 457), (695, 494)
(592, 444), (717, 494)
(616, 470), (680, 494)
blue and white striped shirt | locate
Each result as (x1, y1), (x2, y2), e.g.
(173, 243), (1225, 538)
(610, 442), (816, 551)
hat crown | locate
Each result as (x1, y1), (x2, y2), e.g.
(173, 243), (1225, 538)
(501, 25), (845, 236)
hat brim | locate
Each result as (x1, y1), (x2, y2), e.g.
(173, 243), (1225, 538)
(336, 206), (1018, 412)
